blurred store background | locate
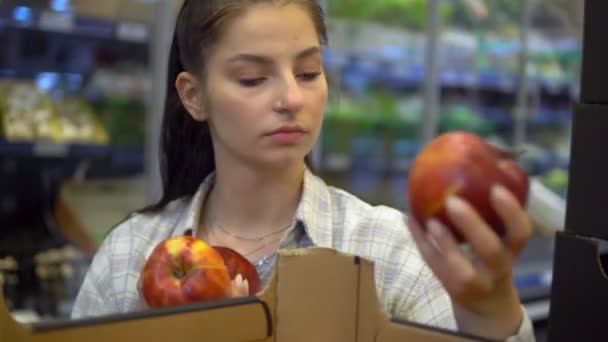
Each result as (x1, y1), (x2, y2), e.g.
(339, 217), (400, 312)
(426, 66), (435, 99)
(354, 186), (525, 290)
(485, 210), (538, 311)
(0, 1), (583, 340)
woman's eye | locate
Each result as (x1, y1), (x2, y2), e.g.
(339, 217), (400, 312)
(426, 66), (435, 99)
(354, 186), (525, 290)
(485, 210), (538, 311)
(299, 72), (322, 81)
(239, 78), (266, 87)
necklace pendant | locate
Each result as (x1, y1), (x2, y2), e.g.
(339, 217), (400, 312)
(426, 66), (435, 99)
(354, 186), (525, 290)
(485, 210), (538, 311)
(257, 259), (265, 266)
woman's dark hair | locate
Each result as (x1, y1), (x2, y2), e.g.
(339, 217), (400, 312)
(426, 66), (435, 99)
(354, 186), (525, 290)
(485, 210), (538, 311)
(141, 0), (328, 213)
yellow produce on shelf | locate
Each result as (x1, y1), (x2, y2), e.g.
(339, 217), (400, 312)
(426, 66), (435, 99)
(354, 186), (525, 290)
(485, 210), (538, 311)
(1, 82), (62, 142)
(0, 81), (109, 145)
(55, 98), (109, 145)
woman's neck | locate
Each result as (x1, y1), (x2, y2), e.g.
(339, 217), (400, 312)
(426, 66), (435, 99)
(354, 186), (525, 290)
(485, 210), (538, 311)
(202, 162), (305, 239)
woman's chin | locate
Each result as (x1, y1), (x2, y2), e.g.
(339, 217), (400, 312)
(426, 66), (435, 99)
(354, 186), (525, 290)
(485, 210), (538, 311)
(256, 154), (308, 171)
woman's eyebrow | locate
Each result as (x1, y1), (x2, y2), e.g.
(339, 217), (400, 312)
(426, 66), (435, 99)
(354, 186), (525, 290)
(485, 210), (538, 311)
(227, 53), (272, 65)
(295, 46), (322, 60)
(227, 46), (321, 65)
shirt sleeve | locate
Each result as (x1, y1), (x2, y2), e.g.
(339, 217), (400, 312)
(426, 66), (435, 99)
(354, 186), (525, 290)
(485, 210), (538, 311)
(506, 306), (536, 342)
(393, 266), (536, 341)
(392, 262), (457, 330)
(71, 230), (118, 319)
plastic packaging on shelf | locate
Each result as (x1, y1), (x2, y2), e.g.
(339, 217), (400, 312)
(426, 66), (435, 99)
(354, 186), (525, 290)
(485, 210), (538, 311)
(55, 98), (109, 145)
(1, 82), (61, 142)
(0, 81), (109, 145)
(0, 256), (19, 311)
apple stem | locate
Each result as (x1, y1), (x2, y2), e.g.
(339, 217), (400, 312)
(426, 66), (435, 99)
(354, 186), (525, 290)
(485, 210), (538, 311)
(172, 267), (185, 278)
(503, 148), (526, 160)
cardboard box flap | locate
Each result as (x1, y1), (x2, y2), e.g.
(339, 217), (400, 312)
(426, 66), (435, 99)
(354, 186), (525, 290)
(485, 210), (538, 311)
(356, 255), (390, 342)
(269, 248), (484, 342)
(274, 248), (360, 341)
(2, 295), (271, 342)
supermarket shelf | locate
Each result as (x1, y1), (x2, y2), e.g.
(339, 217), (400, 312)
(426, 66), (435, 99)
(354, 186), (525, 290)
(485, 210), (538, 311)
(513, 233), (555, 302)
(320, 154), (568, 177)
(323, 49), (578, 97)
(0, 140), (144, 178)
(86, 147), (145, 179)
(0, 140), (109, 159)
(0, 8), (150, 43)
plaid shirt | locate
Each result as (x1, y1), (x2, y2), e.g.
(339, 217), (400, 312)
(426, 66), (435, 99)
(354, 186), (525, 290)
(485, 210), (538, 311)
(72, 169), (534, 341)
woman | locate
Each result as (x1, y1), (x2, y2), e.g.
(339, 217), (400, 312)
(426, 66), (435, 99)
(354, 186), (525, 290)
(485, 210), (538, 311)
(72, 1), (534, 341)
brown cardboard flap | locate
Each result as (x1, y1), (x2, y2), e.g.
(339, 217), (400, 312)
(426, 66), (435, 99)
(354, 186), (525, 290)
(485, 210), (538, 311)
(4, 297), (271, 342)
(275, 248), (359, 342)
(356, 256), (387, 342)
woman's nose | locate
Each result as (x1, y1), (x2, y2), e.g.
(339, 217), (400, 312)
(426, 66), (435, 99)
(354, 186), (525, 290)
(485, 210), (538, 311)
(275, 75), (304, 114)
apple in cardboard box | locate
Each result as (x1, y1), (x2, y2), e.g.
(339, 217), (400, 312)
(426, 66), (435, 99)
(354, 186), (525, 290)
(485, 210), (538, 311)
(407, 131), (529, 242)
(141, 236), (231, 308)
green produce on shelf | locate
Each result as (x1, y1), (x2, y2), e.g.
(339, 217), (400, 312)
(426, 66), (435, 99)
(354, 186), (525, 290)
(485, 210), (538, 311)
(448, 0), (523, 30)
(328, 0), (452, 30)
(393, 97), (423, 140)
(323, 97), (361, 159)
(100, 97), (146, 148)
(542, 167), (569, 196)
(439, 104), (495, 136)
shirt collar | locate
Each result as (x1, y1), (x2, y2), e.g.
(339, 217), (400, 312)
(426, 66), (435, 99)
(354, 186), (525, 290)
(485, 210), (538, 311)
(172, 168), (333, 247)
(294, 167), (333, 247)
(171, 172), (216, 238)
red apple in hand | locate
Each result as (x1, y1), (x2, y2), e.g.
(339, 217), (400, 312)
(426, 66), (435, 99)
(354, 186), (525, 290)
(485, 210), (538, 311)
(213, 246), (261, 296)
(141, 236), (230, 308)
(407, 131), (529, 242)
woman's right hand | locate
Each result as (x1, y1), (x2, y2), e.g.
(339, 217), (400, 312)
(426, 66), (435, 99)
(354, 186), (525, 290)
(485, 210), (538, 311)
(229, 274), (249, 297)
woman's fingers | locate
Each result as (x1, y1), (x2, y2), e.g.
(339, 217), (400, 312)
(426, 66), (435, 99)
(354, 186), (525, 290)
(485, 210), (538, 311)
(445, 195), (512, 277)
(426, 219), (493, 301)
(491, 185), (532, 256)
(241, 278), (250, 296)
(407, 216), (439, 260)
(406, 217), (492, 302)
(229, 274), (250, 297)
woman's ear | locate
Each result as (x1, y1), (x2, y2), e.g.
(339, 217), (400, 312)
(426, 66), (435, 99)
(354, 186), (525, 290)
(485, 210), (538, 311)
(175, 71), (207, 121)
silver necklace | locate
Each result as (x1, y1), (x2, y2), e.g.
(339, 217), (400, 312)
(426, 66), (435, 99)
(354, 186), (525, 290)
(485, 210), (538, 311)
(202, 193), (295, 266)
(203, 191), (295, 242)
(208, 226), (281, 266)
(216, 220), (294, 242)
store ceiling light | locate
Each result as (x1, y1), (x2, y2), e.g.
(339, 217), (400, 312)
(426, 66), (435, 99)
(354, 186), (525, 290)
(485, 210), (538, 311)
(12, 6), (33, 23)
(51, 0), (71, 12)
(36, 72), (60, 92)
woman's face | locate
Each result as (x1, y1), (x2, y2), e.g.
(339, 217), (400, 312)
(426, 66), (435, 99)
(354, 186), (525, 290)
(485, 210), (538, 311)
(201, 3), (328, 171)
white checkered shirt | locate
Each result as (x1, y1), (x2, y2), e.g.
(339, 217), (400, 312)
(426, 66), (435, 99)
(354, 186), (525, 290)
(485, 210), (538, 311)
(72, 168), (534, 341)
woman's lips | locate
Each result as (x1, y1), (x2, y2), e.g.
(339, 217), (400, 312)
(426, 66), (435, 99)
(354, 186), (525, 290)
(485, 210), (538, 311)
(267, 130), (305, 144)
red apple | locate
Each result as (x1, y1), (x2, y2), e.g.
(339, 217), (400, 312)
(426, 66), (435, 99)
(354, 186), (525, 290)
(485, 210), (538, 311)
(213, 246), (262, 296)
(141, 236), (231, 308)
(407, 131), (529, 242)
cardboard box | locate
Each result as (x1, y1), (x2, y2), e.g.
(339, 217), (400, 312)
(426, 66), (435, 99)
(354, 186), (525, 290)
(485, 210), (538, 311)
(579, 0), (608, 104)
(547, 232), (608, 341)
(563, 103), (608, 241)
(546, 1), (608, 341)
(1, 248), (488, 342)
